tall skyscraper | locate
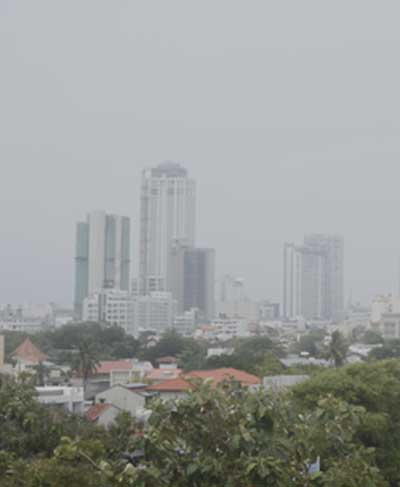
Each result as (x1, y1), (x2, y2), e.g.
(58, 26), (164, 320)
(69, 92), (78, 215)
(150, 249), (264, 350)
(283, 234), (344, 321)
(304, 234), (344, 321)
(139, 162), (196, 295)
(74, 210), (131, 319)
(283, 243), (304, 319)
(168, 242), (215, 321)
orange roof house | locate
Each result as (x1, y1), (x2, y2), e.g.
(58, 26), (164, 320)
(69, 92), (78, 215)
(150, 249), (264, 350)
(95, 360), (134, 375)
(188, 368), (260, 387)
(12, 338), (48, 364)
(145, 368), (182, 383)
(146, 368), (260, 394)
(146, 377), (195, 393)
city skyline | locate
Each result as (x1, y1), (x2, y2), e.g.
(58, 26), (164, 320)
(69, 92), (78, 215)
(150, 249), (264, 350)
(3, 2), (400, 305)
(2, 158), (399, 307)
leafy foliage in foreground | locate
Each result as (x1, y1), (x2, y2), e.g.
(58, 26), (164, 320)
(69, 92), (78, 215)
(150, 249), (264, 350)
(0, 370), (389, 487)
(293, 359), (400, 485)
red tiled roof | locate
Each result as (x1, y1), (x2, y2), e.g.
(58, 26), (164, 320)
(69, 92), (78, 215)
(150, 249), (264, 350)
(12, 338), (48, 364)
(86, 403), (112, 422)
(145, 368), (182, 382)
(146, 368), (260, 392)
(146, 377), (194, 392)
(188, 368), (261, 386)
(95, 360), (133, 375)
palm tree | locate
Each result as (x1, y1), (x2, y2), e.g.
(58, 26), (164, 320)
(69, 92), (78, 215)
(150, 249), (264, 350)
(72, 338), (100, 398)
(328, 330), (348, 368)
(33, 361), (49, 386)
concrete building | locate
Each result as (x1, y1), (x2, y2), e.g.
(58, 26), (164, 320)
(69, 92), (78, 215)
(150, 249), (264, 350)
(283, 235), (344, 321)
(217, 276), (258, 321)
(219, 275), (246, 303)
(216, 300), (259, 321)
(304, 234), (344, 321)
(132, 292), (177, 335)
(263, 375), (309, 392)
(259, 301), (280, 320)
(86, 403), (121, 428)
(371, 295), (400, 324)
(74, 210), (131, 319)
(82, 289), (133, 333)
(95, 384), (148, 418)
(139, 162), (196, 295)
(36, 386), (84, 414)
(0, 303), (55, 333)
(168, 242), (215, 321)
(173, 308), (198, 336)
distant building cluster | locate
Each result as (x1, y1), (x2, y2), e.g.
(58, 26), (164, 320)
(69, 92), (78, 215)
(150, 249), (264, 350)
(73, 162), (216, 336)
(2, 161), (352, 337)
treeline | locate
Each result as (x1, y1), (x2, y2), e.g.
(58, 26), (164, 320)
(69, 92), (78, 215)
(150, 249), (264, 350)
(3, 324), (287, 375)
(3, 360), (400, 485)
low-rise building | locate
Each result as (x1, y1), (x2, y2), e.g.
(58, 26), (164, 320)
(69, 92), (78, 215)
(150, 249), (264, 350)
(95, 384), (149, 418)
(380, 313), (400, 340)
(36, 386), (84, 414)
(86, 403), (121, 428)
(82, 289), (134, 333)
(12, 338), (49, 375)
(263, 375), (309, 392)
(0, 304), (55, 332)
(133, 292), (177, 336)
(146, 368), (261, 401)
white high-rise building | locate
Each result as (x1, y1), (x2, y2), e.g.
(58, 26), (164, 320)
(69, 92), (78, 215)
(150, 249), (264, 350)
(139, 162), (196, 295)
(283, 235), (344, 321)
(283, 243), (304, 320)
(74, 210), (131, 319)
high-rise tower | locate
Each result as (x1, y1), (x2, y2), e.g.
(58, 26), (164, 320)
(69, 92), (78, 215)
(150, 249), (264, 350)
(283, 234), (344, 321)
(139, 162), (196, 295)
(74, 210), (131, 319)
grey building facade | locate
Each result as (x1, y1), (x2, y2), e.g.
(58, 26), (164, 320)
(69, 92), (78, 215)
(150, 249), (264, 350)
(74, 210), (131, 320)
(283, 234), (344, 321)
(168, 242), (215, 322)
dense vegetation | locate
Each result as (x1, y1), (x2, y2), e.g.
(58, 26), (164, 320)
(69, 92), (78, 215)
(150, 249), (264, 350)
(2, 359), (400, 485)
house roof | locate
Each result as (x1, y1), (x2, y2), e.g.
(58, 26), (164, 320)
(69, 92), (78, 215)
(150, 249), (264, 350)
(86, 403), (115, 422)
(156, 356), (178, 364)
(146, 377), (194, 392)
(12, 338), (48, 364)
(95, 360), (133, 375)
(145, 368), (182, 382)
(188, 368), (261, 386)
(146, 368), (260, 392)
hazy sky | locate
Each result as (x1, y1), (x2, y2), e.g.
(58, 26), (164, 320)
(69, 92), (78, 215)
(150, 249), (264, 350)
(2, 0), (400, 306)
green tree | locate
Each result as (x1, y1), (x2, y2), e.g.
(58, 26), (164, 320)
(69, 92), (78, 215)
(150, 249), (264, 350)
(293, 329), (326, 357)
(292, 359), (400, 485)
(362, 329), (384, 345)
(328, 330), (348, 367)
(369, 339), (400, 360)
(71, 338), (100, 396)
(178, 340), (207, 371)
(33, 361), (50, 386)
(140, 329), (185, 363)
